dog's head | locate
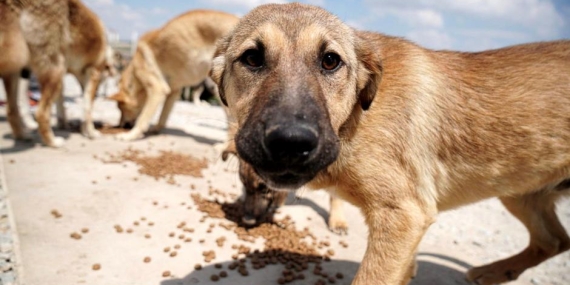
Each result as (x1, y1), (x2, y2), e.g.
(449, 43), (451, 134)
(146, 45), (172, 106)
(108, 64), (144, 129)
(222, 145), (288, 226)
(211, 3), (382, 190)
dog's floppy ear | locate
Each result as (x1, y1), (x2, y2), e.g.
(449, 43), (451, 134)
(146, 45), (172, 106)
(210, 35), (232, 106)
(355, 31), (383, 111)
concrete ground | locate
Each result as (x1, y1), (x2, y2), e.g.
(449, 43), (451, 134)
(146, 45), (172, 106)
(0, 76), (568, 285)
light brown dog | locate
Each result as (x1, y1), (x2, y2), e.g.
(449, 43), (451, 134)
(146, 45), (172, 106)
(222, 143), (348, 234)
(211, 3), (570, 285)
(0, 0), (113, 147)
(109, 10), (239, 141)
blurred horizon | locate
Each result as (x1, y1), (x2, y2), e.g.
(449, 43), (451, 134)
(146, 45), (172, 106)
(85, 0), (570, 52)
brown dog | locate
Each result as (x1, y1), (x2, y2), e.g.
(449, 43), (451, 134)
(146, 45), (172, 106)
(109, 10), (239, 141)
(1, 0), (113, 147)
(222, 143), (348, 234)
(211, 3), (570, 285)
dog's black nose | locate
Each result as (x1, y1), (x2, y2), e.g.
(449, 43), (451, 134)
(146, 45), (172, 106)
(263, 124), (318, 165)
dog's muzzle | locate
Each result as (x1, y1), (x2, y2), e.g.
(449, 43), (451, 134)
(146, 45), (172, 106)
(236, 93), (339, 190)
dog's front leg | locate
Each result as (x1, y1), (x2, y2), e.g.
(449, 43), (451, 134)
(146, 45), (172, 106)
(353, 199), (435, 285)
(116, 94), (165, 141)
(80, 67), (102, 139)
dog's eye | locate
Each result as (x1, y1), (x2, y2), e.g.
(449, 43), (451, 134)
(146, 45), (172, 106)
(321, 52), (341, 71)
(240, 49), (264, 69)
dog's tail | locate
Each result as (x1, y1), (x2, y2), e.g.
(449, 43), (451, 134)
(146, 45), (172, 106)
(132, 41), (171, 95)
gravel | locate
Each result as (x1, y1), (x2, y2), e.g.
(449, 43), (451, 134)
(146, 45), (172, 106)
(0, 158), (21, 285)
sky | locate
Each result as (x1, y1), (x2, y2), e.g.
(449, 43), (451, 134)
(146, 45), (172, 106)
(85, 0), (570, 52)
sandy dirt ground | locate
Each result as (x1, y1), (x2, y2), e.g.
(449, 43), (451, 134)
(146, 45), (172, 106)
(0, 77), (568, 285)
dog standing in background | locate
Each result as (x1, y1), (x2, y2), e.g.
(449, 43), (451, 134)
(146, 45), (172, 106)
(109, 10), (239, 141)
(0, 0), (114, 147)
(212, 3), (570, 285)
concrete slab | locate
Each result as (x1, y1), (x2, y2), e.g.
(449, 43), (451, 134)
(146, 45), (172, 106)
(0, 95), (568, 285)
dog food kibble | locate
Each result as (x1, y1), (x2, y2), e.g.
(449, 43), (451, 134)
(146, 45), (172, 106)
(114, 225), (123, 233)
(169, 251), (177, 257)
(184, 238), (192, 242)
(174, 244), (181, 249)
(81, 228), (89, 234)
(210, 274), (220, 281)
(92, 180), (97, 184)
(163, 247), (170, 253)
(134, 221), (139, 226)
(92, 264), (101, 271)
(126, 228), (133, 233)
(220, 271), (228, 278)
(162, 271), (171, 277)
(335, 273), (343, 279)
(214, 263), (222, 269)
(169, 232), (175, 237)
(148, 222), (154, 226)
(50, 210), (62, 218)
(143, 257), (151, 263)
(70, 232), (82, 240)
(144, 234), (151, 239)
(194, 264), (202, 270)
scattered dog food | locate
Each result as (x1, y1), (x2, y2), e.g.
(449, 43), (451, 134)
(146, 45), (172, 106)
(144, 257), (151, 263)
(50, 209), (62, 219)
(92, 264), (101, 271)
(70, 232), (82, 240)
(162, 271), (171, 277)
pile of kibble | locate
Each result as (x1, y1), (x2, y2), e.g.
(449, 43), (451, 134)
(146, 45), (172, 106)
(100, 148), (208, 181)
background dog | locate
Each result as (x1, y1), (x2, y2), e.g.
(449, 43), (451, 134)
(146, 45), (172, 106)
(109, 10), (239, 141)
(0, 0), (113, 147)
(211, 3), (570, 285)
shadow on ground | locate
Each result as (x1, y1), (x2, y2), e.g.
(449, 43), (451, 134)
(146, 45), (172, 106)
(160, 252), (471, 285)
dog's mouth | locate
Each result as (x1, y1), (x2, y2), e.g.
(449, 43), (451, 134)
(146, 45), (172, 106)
(255, 169), (317, 191)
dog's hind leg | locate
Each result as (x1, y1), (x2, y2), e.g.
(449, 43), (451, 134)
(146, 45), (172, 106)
(35, 62), (66, 147)
(3, 73), (32, 140)
(467, 191), (570, 285)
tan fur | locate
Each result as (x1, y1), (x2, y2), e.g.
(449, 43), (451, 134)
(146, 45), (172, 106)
(1, 0), (113, 147)
(212, 3), (570, 284)
(110, 10), (239, 141)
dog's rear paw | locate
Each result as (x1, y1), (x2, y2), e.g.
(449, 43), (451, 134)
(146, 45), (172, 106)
(81, 124), (101, 139)
(466, 266), (519, 285)
(115, 131), (143, 141)
(328, 218), (349, 235)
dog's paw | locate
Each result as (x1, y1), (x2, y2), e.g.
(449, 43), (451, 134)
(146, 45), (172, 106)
(81, 124), (101, 139)
(466, 265), (519, 285)
(328, 217), (349, 235)
(115, 131), (143, 142)
(46, 136), (65, 148)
